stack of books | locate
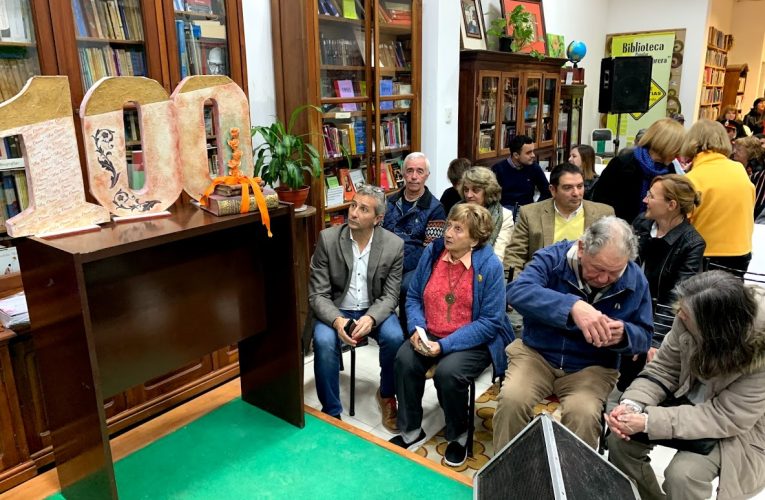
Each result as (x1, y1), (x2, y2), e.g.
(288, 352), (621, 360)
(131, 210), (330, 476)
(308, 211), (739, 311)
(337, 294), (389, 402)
(0, 291), (28, 329)
(198, 184), (279, 216)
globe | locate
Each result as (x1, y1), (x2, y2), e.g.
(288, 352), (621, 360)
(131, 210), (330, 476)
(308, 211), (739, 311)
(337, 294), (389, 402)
(566, 41), (587, 66)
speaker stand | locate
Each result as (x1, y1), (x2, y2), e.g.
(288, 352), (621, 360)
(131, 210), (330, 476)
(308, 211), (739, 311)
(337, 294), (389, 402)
(613, 113), (623, 154)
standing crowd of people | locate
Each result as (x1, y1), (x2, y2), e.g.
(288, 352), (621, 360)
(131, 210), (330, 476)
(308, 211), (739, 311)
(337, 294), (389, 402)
(307, 111), (763, 498)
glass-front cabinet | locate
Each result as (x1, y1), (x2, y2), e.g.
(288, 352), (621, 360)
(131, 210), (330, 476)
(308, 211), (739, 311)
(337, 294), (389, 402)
(556, 84), (586, 166)
(458, 51), (566, 168)
(0, 0), (41, 102)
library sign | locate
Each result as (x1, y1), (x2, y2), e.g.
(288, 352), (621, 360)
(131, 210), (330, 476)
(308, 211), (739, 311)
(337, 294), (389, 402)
(0, 75), (253, 237)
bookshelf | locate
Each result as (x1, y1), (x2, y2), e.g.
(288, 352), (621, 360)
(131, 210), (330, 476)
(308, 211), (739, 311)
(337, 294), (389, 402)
(271, 0), (421, 229)
(722, 63), (748, 117)
(698, 26), (732, 120)
(458, 50), (565, 168)
(163, 0), (248, 92)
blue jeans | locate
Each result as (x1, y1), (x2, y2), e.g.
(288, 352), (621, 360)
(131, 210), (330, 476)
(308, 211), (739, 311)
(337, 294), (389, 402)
(313, 309), (404, 417)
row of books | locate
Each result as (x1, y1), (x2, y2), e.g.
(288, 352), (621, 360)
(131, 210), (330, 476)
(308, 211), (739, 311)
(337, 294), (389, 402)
(703, 67), (725, 86)
(705, 49), (727, 68)
(320, 35), (364, 67)
(0, 56), (37, 102)
(318, 0), (364, 20)
(701, 87), (722, 106)
(323, 120), (366, 158)
(698, 105), (720, 121)
(479, 97), (497, 124)
(378, 1), (411, 26)
(379, 115), (408, 151)
(0, 0), (34, 43)
(501, 124), (517, 150)
(174, 0), (215, 15)
(478, 127), (495, 153)
(72, 0), (145, 41)
(379, 158), (404, 190)
(78, 46), (146, 89)
(325, 167), (365, 206)
(176, 20), (226, 78)
(707, 27), (733, 51)
(378, 41), (410, 69)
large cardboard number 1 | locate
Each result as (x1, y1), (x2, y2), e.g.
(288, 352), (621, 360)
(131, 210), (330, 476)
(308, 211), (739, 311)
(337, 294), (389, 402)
(80, 77), (182, 217)
(0, 77), (110, 237)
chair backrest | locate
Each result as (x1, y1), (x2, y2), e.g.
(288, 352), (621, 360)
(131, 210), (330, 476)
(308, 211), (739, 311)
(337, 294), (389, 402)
(590, 128), (614, 156)
(653, 303), (675, 345)
(707, 261), (765, 285)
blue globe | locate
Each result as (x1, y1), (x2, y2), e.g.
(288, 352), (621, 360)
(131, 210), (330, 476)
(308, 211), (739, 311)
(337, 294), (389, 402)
(566, 41), (587, 65)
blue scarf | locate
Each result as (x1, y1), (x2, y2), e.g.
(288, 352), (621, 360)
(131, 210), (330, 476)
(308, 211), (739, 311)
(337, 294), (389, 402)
(634, 146), (670, 212)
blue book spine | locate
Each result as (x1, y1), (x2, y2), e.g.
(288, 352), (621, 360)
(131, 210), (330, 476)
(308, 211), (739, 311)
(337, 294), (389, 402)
(2, 173), (19, 218)
(175, 19), (189, 78)
(353, 120), (366, 154)
(379, 79), (393, 110)
(72, 0), (89, 37)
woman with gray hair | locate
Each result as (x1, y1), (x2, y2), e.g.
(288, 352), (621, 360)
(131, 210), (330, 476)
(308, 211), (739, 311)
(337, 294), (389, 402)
(607, 270), (765, 500)
(459, 166), (514, 272)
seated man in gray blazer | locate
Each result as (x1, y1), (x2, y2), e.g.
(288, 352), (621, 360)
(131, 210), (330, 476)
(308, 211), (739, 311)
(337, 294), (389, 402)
(309, 184), (405, 431)
(506, 162), (615, 280)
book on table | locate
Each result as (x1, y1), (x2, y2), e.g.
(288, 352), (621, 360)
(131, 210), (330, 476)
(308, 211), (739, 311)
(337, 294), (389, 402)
(198, 189), (279, 217)
(0, 291), (28, 329)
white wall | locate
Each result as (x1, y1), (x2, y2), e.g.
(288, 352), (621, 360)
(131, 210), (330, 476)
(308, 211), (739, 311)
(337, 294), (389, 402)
(730, 1), (765, 114)
(420, 0), (460, 197)
(241, 2), (277, 127)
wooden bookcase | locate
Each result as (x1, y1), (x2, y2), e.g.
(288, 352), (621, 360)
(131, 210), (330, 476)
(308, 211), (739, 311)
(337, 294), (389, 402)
(270, 0), (421, 229)
(556, 84), (586, 166)
(698, 26), (732, 121)
(458, 50), (566, 170)
(722, 63), (748, 117)
(0, 1), (252, 491)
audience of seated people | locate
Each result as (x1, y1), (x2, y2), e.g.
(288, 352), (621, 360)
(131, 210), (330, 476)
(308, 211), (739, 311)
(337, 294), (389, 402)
(607, 271), (765, 500)
(389, 204), (513, 466)
(458, 166), (514, 273)
(592, 118), (686, 224)
(618, 174), (706, 392)
(307, 111), (765, 491)
(439, 157), (471, 216)
(491, 135), (551, 216)
(568, 144), (599, 199)
(494, 216), (653, 451)
(683, 119), (755, 273)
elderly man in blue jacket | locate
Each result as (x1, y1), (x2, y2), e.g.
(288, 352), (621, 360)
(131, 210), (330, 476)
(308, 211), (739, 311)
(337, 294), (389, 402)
(493, 216), (653, 450)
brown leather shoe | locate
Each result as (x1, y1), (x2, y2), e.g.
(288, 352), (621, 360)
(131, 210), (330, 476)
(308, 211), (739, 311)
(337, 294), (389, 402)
(376, 389), (399, 432)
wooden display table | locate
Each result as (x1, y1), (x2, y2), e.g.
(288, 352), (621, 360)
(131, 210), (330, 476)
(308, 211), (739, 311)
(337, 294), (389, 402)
(16, 204), (303, 498)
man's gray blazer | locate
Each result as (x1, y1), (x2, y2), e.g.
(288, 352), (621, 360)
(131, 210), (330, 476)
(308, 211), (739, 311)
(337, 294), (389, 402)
(308, 224), (404, 327)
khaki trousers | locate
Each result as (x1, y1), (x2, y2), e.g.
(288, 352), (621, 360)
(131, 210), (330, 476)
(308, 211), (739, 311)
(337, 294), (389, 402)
(493, 339), (618, 451)
(608, 434), (721, 500)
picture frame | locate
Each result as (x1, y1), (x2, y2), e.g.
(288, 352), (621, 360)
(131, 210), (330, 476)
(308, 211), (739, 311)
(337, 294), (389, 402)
(199, 39), (228, 76)
(501, 0), (547, 55)
(459, 0), (486, 51)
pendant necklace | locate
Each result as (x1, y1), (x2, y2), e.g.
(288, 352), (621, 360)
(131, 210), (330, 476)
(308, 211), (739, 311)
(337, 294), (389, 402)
(445, 260), (467, 322)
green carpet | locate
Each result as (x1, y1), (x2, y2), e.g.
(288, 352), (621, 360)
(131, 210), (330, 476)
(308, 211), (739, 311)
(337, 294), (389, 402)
(49, 400), (471, 499)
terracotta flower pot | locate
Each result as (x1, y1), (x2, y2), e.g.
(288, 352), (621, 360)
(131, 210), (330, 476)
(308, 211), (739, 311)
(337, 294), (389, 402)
(275, 185), (310, 208)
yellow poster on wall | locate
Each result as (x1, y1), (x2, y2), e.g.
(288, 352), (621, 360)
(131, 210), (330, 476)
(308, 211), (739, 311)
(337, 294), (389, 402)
(606, 32), (675, 148)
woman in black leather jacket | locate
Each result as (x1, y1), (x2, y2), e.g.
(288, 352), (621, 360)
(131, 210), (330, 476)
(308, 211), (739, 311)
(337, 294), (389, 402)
(617, 174), (706, 390)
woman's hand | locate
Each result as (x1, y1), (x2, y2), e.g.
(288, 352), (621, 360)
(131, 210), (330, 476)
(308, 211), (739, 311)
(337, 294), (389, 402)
(646, 347), (658, 363)
(604, 406), (647, 441)
(409, 331), (440, 356)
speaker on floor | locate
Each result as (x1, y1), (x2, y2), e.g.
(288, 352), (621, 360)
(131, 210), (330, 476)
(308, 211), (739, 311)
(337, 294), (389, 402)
(598, 56), (653, 114)
(474, 414), (639, 500)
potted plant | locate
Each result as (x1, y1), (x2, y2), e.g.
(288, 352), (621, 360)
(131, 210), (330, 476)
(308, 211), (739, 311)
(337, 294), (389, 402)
(487, 5), (544, 59)
(251, 104), (322, 208)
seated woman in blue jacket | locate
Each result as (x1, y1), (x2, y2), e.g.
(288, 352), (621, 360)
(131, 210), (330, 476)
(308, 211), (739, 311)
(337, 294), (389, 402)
(388, 204), (513, 467)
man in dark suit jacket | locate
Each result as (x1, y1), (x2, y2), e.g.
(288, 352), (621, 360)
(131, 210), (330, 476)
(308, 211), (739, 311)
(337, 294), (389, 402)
(506, 163), (615, 280)
(309, 185), (405, 431)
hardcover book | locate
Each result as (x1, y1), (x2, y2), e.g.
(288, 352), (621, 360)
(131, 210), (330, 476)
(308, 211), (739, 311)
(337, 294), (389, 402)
(199, 191), (279, 217)
(334, 79), (357, 111)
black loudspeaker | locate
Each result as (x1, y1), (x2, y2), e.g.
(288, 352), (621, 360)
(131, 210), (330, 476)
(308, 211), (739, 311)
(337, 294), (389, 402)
(598, 56), (653, 114)
(474, 414), (639, 500)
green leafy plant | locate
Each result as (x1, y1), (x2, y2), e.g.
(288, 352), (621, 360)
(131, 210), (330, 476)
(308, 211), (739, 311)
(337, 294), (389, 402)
(251, 104), (322, 189)
(489, 5), (545, 59)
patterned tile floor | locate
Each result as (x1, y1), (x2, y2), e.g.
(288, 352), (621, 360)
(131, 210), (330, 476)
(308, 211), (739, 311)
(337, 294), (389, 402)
(303, 341), (725, 498)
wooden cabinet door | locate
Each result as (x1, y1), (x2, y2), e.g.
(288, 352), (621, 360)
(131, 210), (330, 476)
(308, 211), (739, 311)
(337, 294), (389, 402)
(539, 73), (559, 149)
(521, 72), (541, 145)
(476, 70), (500, 160)
(498, 72), (520, 156)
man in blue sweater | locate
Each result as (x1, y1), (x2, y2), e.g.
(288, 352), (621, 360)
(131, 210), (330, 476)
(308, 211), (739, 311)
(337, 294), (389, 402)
(491, 135), (551, 216)
(493, 216), (652, 450)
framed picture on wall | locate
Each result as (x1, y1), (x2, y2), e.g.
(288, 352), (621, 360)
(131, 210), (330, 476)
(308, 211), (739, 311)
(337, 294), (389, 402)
(459, 0), (486, 50)
(501, 0), (547, 55)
